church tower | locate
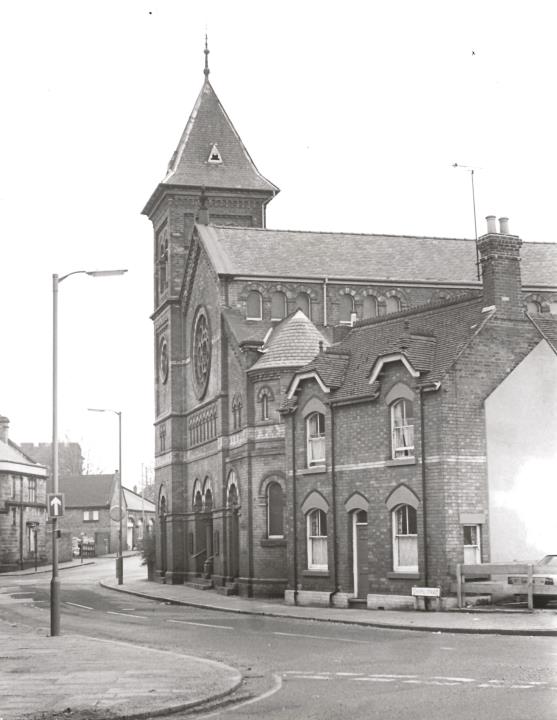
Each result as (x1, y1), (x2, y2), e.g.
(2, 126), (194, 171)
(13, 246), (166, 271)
(142, 41), (278, 582)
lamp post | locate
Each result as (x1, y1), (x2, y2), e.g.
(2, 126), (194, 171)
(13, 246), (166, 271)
(87, 407), (123, 584)
(51, 268), (127, 637)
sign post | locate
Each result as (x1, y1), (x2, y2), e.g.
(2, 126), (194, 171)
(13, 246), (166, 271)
(48, 493), (65, 518)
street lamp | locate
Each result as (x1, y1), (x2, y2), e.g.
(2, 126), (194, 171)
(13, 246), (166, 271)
(87, 407), (123, 585)
(51, 268), (127, 637)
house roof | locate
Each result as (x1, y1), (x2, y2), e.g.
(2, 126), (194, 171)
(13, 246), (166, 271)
(222, 307), (273, 347)
(122, 487), (156, 514)
(196, 225), (557, 289)
(0, 438), (48, 476)
(527, 314), (557, 354)
(161, 79), (278, 194)
(289, 295), (496, 403)
(59, 474), (116, 509)
(249, 310), (330, 372)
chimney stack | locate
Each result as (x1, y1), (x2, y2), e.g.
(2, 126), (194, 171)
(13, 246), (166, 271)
(477, 215), (523, 320)
(0, 415), (9, 443)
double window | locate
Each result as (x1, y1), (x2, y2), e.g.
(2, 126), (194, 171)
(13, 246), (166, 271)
(391, 398), (414, 459)
(306, 412), (325, 466)
(28, 478), (37, 503)
(307, 509), (328, 570)
(83, 510), (99, 522)
(392, 504), (418, 572)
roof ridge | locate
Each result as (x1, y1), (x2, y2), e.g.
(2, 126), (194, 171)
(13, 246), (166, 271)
(352, 293), (482, 329)
(209, 224), (475, 242)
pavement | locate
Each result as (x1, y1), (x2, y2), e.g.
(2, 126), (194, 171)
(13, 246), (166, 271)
(0, 622), (241, 720)
(2, 558), (556, 720)
(100, 574), (557, 638)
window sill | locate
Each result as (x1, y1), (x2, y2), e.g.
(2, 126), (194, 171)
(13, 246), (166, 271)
(260, 538), (286, 548)
(299, 465), (327, 476)
(385, 457), (416, 467)
(387, 572), (420, 580)
(302, 570), (329, 577)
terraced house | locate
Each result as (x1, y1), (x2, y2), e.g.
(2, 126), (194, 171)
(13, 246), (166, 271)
(143, 50), (557, 606)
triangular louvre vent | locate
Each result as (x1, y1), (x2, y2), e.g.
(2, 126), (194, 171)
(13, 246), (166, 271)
(207, 144), (223, 164)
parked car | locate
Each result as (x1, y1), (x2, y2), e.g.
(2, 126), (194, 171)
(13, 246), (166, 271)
(508, 555), (557, 608)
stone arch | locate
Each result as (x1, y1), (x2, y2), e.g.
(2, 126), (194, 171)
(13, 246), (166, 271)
(344, 491), (369, 513)
(301, 489), (329, 515)
(385, 483), (420, 511)
(226, 469), (240, 507)
(301, 395), (327, 418)
(257, 471), (286, 499)
(385, 382), (415, 406)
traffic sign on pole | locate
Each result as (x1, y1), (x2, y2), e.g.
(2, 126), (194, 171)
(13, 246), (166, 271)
(48, 493), (65, 518)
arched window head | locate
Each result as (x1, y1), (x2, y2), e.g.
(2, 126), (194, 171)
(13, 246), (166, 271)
(246, 291), (263, 320)
(306, 412), (325, 467)
(271, 291), (287, 321)
(363, 295), (378, 319)
(261, 393), (269, 420)
(296, 292), (311, 320)
(339, 294), (355, 324)
(385, 296), (401, 314)
(158, 234), (169, 294)
(204, 488), (213, 512)
(392, 504), (418, 572)
(307, 509), (328, 570)
(526, 300), (542, 314)
(267, 482), (284, 538)
(227, 471), (240, 507)
(391, 398), (414, 459)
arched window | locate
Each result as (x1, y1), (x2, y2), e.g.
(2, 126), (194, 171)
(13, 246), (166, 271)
(392, 504), (418, 572)
(271, 291), (287, 321)
(261, 393), (269, 420)
(158, 232), (168, 295)
(246, 291), (263, 320)
(307, 509), (328, 570)
(362, 295), (378, 319)
(306, 412), (325, 467)
(385, 296), (401, 314)
(526, 300), (542, 314)
(267, 482), (284, 538)
(391, 398), (414, 459)
(296, 292), (311, 320)
(339, 294), (355, 324)
(227, 470), (240, 507)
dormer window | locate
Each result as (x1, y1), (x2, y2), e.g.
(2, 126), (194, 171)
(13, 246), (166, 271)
(208, 144), (222, 164)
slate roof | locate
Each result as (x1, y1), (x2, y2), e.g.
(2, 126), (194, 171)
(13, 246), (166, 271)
(292, 295), (496, 403)
(222, 307), (273, 347)
(59, 474), (116, 509)
(161, 80), (278, 193)
(123, 487), (156, 514)
(0, 437), (48, 475)
(249, 310), (330, 372)
(528, 314), (557, 354)
(196, 225), (557, 288)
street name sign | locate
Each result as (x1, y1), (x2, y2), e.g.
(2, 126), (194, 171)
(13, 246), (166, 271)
(48, 493), (65, 518)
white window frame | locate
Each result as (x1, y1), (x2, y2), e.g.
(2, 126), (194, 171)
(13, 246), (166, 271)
(28, 478), (37, 503)
(306, 412), (325, 467)
(307, 509), (328, 570)
(391, 398), (414, 459)
(339, 294), (355, 324)
(271, 291), (287, 321)
(463, 524), (481, 565)
(392, 504), (418, 572)
(83, 510), (99, 522)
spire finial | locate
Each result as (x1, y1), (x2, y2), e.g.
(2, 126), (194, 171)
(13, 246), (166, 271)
(204, 34), (210, 79)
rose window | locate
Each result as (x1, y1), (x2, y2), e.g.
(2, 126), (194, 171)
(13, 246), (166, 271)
(193, 309), (211, 398)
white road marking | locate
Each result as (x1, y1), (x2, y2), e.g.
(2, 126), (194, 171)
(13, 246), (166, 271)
(201, 673), (283, 718)
(272, 631), (368, 644)
(433, 676), (475, 682)
(355, 677), (396, 683)
(106, 611), (146, 619)
(167, 619), (233, 630)
(65, 601), (93, 610)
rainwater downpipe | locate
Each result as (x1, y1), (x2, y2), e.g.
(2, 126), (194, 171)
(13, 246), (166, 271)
(419, 381), (440, 601)
(323, 277), (329, 327)
(291, 410), (298, 605)
(329, 402), (339, 605)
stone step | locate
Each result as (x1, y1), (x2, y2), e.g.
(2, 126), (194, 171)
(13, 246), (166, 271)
(215, 583), (238, 596)
(184, 580), (213, 591)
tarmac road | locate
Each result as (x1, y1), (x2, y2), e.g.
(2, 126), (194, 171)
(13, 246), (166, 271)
(1, 557), (556, 720)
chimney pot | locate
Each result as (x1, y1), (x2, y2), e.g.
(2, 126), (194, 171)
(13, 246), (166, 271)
(0, 415), (9, 443)
(486, 215), (497, 234)
(499, 217), (510, 234)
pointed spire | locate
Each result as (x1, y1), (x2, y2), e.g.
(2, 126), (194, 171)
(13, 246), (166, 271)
(204, 34), (210, 79)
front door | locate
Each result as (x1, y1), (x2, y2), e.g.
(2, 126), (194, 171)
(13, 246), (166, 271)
(353, 510), (369, 599)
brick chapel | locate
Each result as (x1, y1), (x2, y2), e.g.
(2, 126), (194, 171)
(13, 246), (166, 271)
(143, 47), (557, 608)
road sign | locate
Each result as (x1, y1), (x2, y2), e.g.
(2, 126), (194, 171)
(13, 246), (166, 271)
(48, 493), (65, 518)
(110, 504), (125, 522)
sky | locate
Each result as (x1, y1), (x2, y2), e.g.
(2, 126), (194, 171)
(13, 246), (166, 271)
(1, 0), (556, 489)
